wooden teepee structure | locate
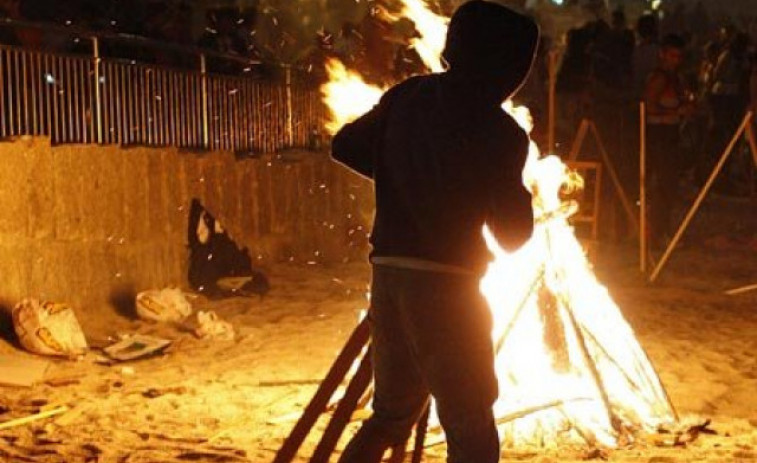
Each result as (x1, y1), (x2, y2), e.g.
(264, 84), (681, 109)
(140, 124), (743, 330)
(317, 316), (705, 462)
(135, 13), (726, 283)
(273, 223), (679, 461)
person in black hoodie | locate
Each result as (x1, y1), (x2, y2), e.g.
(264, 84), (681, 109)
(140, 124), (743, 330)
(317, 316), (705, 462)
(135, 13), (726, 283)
(331, 2), (538, 462)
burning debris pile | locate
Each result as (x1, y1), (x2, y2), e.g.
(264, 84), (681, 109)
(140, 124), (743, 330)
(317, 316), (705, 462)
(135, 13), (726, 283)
(312, 0), (679, 452)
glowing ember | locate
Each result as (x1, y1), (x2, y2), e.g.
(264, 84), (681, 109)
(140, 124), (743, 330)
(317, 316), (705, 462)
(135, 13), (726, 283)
(323, 0), (677, 448)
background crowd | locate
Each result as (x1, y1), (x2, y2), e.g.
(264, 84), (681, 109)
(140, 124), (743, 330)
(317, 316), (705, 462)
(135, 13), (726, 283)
(0, 0), (755, 240)
(546, 2), (756, 247)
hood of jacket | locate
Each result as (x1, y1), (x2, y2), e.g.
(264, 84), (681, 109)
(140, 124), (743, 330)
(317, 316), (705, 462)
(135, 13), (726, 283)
(441, 0), (539, 105)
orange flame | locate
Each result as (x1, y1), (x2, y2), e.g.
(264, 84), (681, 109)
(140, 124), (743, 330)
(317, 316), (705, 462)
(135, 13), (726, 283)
(321, 59), (387, 135)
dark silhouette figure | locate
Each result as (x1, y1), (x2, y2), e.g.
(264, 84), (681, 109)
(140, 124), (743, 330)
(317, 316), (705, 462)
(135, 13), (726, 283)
(644, 34), (693, 250)
(331, 2), (537, 462)
(555, 25), (593, 139)
(633, 14), (661, 100)
(187, 199), (270, 299)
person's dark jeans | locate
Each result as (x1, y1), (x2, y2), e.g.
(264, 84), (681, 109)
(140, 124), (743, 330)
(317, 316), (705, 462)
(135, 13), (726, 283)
(338, 264), (500, 463)
(646, 124), (683, 247)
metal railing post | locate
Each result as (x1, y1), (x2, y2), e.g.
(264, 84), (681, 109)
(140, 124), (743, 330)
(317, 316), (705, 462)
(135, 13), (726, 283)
(200, 53), (209, 149)
(284, 65), (294, 148)
(93, 36), (103, 143)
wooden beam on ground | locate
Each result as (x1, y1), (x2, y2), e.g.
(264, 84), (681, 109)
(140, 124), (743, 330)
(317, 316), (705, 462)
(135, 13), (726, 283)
(0, 406), (69, 431)
(725, 283), (757, 296)
(273, 317), (370, 463)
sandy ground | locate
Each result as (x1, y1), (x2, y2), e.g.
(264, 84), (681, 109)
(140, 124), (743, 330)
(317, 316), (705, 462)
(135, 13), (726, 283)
(1, 192), (757, 463)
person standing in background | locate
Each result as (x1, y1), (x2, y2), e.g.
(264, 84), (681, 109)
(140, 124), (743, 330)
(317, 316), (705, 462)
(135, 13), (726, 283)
(644, 34), (694, 250)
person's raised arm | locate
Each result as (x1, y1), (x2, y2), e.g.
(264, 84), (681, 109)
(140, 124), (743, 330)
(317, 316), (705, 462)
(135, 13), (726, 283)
(487, 126), (534, 252)
(331, 99), (387, 180)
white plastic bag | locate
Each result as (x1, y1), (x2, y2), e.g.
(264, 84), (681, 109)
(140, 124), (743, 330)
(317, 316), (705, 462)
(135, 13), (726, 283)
(194, 311), (235, 341)
(135, 288), (192, 322)
(12, 299), (88, 357)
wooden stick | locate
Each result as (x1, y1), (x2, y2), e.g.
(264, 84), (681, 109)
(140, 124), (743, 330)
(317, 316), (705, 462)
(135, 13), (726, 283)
(579, 327), (645, 395)
(411, 403), (431, 463)
(310, 350), (373, 463)
(588, 121), (639, 233)
(548, 49), (558, 154)
(355, 385), (374, 412)
(557, 406), (598, 447)
(649, 112), (753, 283)
(426, 396), (604, 448)
(640, 102), (647, 273)
(272, 317), (370, 463)
(258, 379), (323, 387)
(423, 399), (579, 448)
(579, 323), (677, 420)
(496, 400), (566, 426)
(0, 406), (69, 431)
(568, 119), (589, 161)
(494, 267), (545, 354)
(746, 123), (757, 197)
(725, 282), (757, 296)
(557, 294), (620, 433)
(747, 122), (757, 168)
(592, 162), (602, 241)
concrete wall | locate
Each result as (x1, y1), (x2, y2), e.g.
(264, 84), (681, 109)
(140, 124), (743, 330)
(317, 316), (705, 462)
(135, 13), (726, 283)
(0, 137), (373, 313)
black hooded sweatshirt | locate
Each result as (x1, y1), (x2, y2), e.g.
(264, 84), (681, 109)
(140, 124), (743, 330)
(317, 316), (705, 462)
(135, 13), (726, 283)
(332, 1), (539, 276)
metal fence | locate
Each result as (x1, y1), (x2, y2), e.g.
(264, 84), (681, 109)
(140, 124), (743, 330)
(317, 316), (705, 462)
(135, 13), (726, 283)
(0, 42), (326, 152)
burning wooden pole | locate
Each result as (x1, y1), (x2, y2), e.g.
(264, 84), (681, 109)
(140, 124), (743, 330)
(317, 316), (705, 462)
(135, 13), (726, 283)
(558, 294), (622, 435)
(579, 322), (678, 421)
(495, 267), (545, 353)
